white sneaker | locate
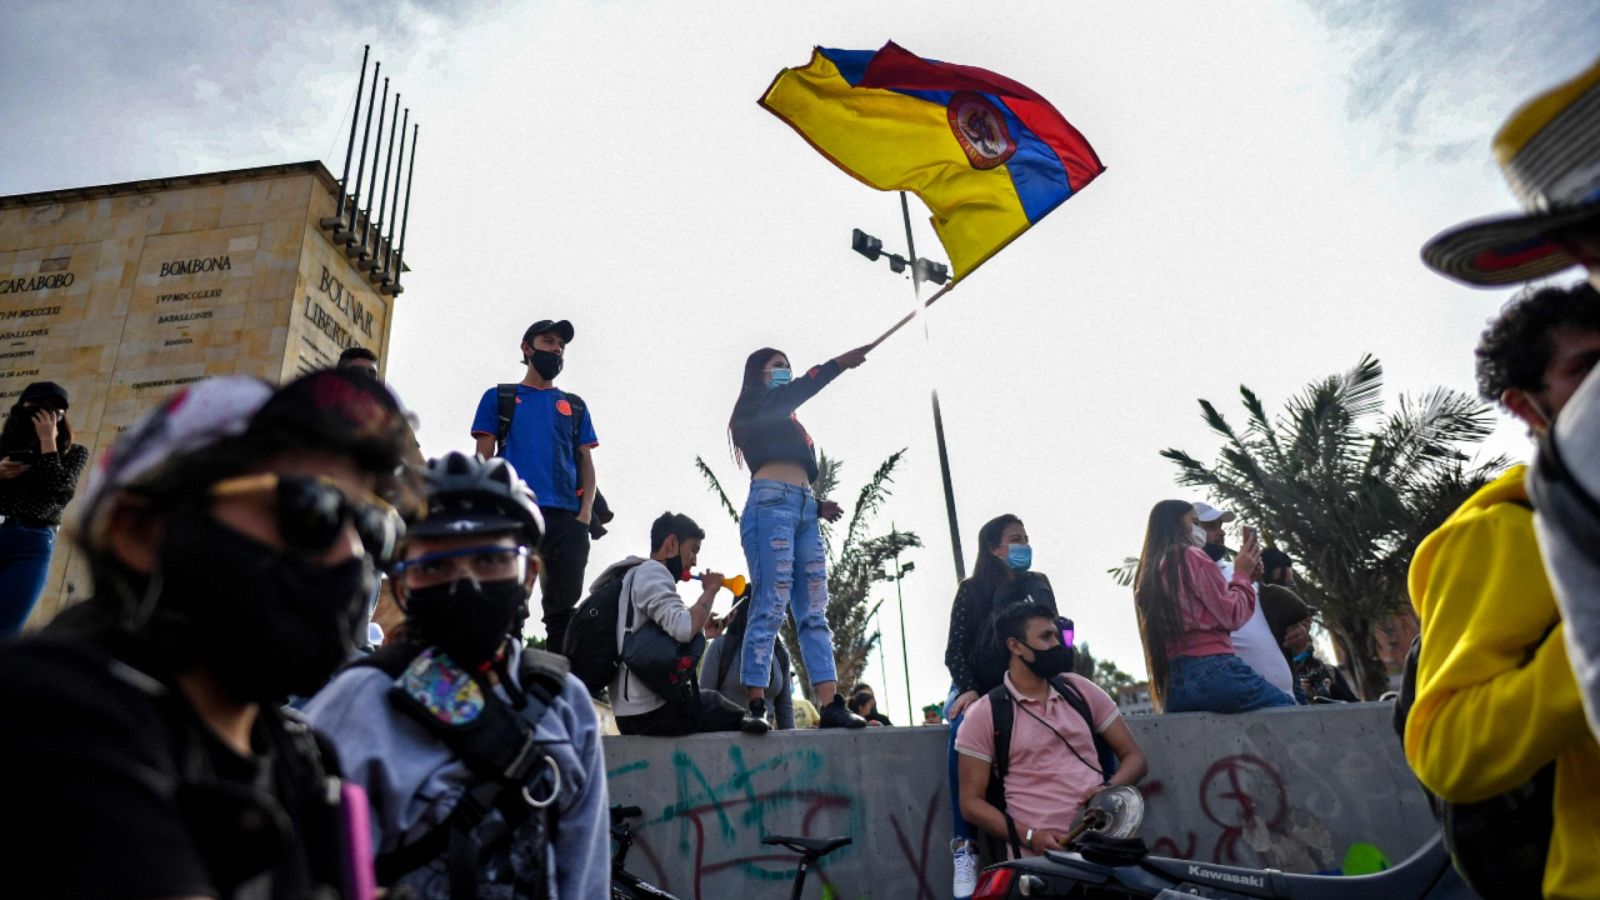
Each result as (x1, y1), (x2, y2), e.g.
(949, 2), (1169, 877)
(952, 838), (979, 899)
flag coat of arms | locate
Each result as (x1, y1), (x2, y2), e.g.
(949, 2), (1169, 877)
(761, 42), (1103, 282)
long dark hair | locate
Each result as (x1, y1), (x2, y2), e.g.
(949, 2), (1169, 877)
(0, 400), (72, 452)
(1132, 500), (1194, 708)
(727, 346), (784, 468)
(963, 513), (1023, 608)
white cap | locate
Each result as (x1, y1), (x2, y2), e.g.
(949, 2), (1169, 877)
(1192, 502), (1236, 524)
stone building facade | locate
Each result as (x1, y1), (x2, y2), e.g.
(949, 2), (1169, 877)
(0, 161), (403, 626)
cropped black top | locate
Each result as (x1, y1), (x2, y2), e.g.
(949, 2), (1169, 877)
(730, 361), (841, 483)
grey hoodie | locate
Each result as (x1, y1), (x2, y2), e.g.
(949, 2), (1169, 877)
(597, 555), (702, 717)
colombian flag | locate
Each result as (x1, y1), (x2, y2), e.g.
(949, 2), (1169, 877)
(761, 43), (1103, 283)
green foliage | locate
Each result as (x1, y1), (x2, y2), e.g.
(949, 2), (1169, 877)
(1073, 640), (1138, 697)
(693, 450), (922, 700)
(1155, 354), (1508, 697)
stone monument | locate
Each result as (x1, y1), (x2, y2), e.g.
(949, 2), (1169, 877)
(0, 157), (410, 625)
(0, 46), (418, 628)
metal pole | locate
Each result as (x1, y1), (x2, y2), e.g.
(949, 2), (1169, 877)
(355, 78), (389, 259)
(389, 124), (417, 293)
(874, 609), (890, 713)
(381, 107), (408, 280)
(899, 192), (966, 581)
(344, 61), (380, 240)
(369, 94), (399, 274)
(893, 523), (914, 724)
(326, 45), (367, 225)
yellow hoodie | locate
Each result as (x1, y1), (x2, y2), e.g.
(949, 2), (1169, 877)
(1407, 465), (1600, 899)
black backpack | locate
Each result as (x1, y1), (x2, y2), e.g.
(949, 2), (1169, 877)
(496, 384), (613, 538)
(986, 675), (1118, 859)
(971, 574), (1059, 694)
(1392, 498), (1558, 898)
(563, 560), (644, 696)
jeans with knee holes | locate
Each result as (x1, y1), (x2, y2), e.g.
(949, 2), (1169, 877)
(739, 479), (837, 688)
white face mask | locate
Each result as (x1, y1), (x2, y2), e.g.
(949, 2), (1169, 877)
(1189, 524), (1208, 547)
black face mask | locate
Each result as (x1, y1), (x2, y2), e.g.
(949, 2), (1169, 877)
(157, 510), (372, 704)
(662, 553), (686, 582)
(1203, 542), (1228, 562)
(1023, 642), (1072, 680)
(405, 578), (527, 671)
(530, 349), (563, 381)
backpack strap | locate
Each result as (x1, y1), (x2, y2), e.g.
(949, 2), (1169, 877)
(374, 646), (566, 889)
(985, 684), (1025, 860)
(563, 392), (587, 463)
(495, 384), (517, 457)
(1049, 676), (1118, 782)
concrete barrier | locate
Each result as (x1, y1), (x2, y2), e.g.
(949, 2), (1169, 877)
(603, 702), (1437, 899)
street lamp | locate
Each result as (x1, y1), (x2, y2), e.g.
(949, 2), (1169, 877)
(850, 205), (966, 587)
(851, 228), (949, 284)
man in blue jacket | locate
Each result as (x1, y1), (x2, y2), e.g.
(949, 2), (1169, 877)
(472, 318), (598, 654)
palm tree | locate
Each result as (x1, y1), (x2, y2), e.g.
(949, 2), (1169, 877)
(695, 450), (922, 700)
(1157, 354), (1509, 698)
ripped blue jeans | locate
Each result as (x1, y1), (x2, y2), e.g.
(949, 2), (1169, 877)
(739, 479), (837, 688)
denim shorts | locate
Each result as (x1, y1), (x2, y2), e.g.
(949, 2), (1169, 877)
(1165, 653), (1296, 713)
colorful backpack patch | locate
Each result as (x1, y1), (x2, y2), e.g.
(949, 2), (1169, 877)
(395, 647), (486, 726)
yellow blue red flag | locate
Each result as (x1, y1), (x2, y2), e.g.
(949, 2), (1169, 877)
(761, 42), (1104, 282)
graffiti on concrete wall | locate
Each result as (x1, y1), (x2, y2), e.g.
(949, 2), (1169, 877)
(604, 708), (1433, 895)
(608, 742), (950, 900)
(1143, 751), (1398, 874)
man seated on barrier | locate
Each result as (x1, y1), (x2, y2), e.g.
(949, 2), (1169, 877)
(599, 511), (747, 735)
(306, 452), (609, 898)
(956, 602), (1147, 858)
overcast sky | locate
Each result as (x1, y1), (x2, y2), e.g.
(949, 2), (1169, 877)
(5, 1), (1598, 718)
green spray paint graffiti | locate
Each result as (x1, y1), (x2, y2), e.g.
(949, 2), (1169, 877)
(608, 745), (867, 898)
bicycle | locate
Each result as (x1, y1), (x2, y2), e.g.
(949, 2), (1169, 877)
(610, 805), (852, 899)
(611, 805), (674, 899)
(761, 834), (853, 900)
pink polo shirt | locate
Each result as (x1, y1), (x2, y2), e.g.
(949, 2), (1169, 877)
(954, 672), (1120, 855)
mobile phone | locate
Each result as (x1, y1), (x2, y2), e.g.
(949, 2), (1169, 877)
(1058, 617), (1076, 648)
(1242, 525), (1258, 545)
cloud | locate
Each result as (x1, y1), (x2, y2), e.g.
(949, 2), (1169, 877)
(1312, 0), (1600, 156)
(0, 0), (480, 192)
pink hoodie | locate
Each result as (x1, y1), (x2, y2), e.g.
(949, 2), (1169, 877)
(1161, 546), (1257, 658)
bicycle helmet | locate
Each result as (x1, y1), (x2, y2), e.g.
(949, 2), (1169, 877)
(409, 452), (543, 547)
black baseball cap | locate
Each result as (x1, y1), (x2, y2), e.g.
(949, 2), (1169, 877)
(19, 381), (69, 410)
(522, 319), (574, 346)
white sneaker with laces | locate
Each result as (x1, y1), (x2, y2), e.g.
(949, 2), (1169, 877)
(952, 838), (979, 899)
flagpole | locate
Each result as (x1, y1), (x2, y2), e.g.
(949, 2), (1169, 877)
(866, 282), (953, 350)
(899, 191), (967, 582)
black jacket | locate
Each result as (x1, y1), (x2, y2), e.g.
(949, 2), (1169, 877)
(731, 361), (841, 482)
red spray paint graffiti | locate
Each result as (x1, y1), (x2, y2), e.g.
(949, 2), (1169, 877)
(1146, 753), (1289, 864)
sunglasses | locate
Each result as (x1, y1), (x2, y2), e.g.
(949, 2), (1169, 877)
(391, 545), (531, 591)
(209, 473), (402, 565)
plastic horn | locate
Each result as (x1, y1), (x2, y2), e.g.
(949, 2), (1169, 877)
(693, 574), (748, 596)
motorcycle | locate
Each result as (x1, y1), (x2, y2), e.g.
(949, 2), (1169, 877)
(972, 785), (1475, 899)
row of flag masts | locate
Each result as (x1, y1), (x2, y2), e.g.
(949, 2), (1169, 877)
(318, 45), (418, 297)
